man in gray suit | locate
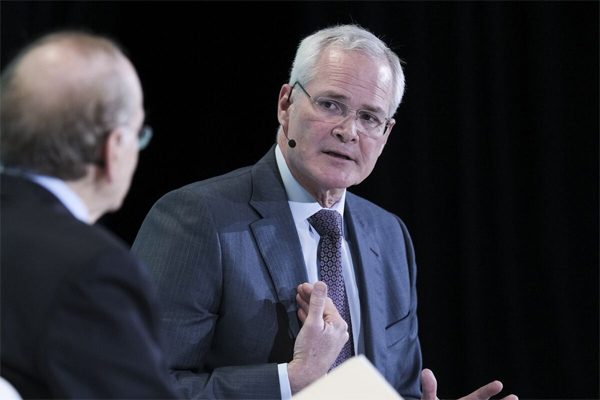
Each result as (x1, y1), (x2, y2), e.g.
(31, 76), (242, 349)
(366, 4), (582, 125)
(133, 24), (516, 400)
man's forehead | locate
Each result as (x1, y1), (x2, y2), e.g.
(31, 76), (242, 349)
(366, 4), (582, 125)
(15, 41), (142, 111)
(310, 48), (394, 112)
(19, 42), (107, 83)
(317, 46), (391, 72)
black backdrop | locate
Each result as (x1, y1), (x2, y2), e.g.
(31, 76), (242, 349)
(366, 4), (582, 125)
(2, 2), (598, 399)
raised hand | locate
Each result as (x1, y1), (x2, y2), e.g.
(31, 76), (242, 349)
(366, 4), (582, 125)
(287, 281), (349, 394)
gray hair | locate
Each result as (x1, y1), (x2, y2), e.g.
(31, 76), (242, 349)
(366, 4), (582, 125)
(288, 24), (405, 117)
(1, 31), (136, 180)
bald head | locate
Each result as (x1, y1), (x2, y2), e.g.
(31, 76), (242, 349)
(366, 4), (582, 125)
(1, 32), (143, 180)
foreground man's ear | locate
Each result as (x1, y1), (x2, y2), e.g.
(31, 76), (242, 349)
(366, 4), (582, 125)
(100, 128), (128, 182)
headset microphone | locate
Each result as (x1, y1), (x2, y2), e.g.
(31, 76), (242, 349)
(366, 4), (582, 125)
(284, 93), (296, 147)
(283, 129), (296, 148)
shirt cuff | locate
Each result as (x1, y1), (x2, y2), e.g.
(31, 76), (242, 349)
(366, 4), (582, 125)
(278, 363), (292, 400)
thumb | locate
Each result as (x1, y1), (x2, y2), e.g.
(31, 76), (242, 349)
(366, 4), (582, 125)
(421, 368), (438, 400)
(305, 281), (327, 326)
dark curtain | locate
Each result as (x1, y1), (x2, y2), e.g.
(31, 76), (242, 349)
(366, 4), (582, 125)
(2, 2), (597, 398)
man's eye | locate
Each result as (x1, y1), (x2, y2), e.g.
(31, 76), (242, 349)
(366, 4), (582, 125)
(359, 112), (381, 124)
(317, 100), (341, 112)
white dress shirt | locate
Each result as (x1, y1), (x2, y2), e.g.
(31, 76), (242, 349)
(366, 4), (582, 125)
(275, 145), (363, 399)
(0, 166), (89, 223)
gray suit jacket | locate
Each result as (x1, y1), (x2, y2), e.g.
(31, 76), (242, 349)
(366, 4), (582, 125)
(132, 146), (422, 399)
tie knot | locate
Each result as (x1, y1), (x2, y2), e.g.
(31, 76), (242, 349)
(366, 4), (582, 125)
(308, 209), (342, 238)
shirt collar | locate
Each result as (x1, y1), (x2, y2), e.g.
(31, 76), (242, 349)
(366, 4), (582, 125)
(26, 173), (91, 223)
(275, 144), (346, 229)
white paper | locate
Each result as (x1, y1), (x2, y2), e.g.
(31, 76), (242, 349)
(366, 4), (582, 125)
(293, 355), (404, 400)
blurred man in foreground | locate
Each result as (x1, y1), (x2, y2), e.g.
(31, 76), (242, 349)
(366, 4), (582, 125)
(0, 31), (178, 398)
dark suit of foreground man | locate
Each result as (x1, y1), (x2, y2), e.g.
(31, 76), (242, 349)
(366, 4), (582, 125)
(0, 32), (178, 398)
(133, 24), (517, 400)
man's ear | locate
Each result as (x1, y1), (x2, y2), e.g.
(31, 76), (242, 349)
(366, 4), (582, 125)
(100, 128), (124, 182)
(277, 84), (293, 130)
(379, 118), (396, 152)
(384, 118), (396, 138)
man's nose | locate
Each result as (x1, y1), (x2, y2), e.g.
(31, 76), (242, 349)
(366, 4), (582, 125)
(333, 112), (359, 143)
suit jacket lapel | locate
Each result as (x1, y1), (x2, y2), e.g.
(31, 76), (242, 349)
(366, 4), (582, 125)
(249, 147), (308, 338)
(345, 194), (387, 375)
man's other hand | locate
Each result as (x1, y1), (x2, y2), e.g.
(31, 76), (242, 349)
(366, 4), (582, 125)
(421, 368), (518, 400)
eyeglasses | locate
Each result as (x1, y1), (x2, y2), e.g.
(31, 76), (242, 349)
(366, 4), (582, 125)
(290, 82), (392, 138)
(137, 125), (153, 150)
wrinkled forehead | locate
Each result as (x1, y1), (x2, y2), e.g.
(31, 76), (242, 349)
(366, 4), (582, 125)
(310, 47), (395, 112)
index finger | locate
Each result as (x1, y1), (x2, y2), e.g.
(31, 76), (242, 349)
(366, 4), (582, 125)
(298, 282), (313, 304)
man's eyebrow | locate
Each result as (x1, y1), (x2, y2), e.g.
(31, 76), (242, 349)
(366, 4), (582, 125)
(360, 104), (384, 114)
(312, 89), (349, 103)
(318, 91), (348, 100)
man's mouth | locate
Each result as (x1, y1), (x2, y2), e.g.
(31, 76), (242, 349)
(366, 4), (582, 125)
(325, 151), (352, 161)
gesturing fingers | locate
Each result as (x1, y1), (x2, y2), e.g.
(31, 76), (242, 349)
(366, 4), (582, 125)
(297, 282), (343, 326)
(422, 371), (518, 400)
(459, 380), (509, 400)
(288, 281), (352, 394)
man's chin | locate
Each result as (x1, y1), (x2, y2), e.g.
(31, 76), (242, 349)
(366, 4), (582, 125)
(317, 173), (360, 192)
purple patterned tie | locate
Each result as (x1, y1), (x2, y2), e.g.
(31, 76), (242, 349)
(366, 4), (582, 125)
(308, 209), (354, 368)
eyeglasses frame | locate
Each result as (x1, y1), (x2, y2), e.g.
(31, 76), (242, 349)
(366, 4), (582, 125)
(95, 123), (153, 168)
(288, 81), (392, 137)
